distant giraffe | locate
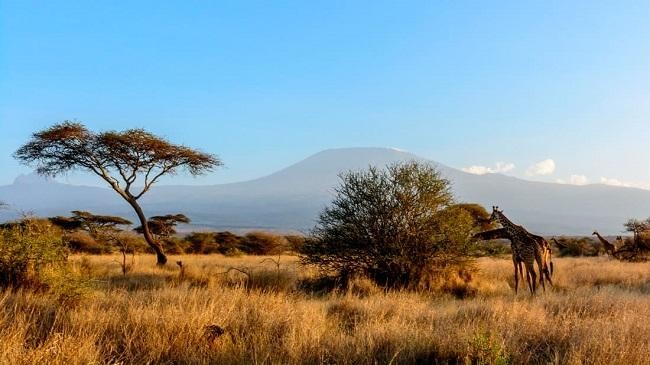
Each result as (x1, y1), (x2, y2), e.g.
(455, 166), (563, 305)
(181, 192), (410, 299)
(483, 207), (552, 294)
(593, 231), (616, 255)
(474, 224), (553, 292)
(550, 237), (567, 250)
(615, 236), (624, 249)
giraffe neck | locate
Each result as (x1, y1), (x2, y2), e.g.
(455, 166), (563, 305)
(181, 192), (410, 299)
(595, 232), (609, 244)
(496, 212), (520, 235)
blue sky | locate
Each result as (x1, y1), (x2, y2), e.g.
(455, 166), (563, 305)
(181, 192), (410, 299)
(1, 1), (649, 188)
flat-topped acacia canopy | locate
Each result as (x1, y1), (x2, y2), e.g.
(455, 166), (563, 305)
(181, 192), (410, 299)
(14, 121), (222, 265)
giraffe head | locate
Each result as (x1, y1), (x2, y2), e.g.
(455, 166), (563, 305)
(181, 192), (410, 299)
(489, 206), (503, 223)
(592, 231), (598, 236)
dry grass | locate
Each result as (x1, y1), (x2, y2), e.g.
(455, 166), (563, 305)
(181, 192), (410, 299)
(0, 255), (648, 364)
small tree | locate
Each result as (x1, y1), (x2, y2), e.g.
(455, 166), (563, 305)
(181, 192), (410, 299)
(134, 214), (190, 240)
(50, 210), (132, 240)
(14, 122), (221, 265)
(620, 218), (650, 259)
(301, 161), (478, 288)
(50, 211), (134, 258)
(71, 210), (132, 236)
(624, 218), (650, 246)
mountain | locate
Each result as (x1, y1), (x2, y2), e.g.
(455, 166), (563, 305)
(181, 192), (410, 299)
(1, 147), (649, 235)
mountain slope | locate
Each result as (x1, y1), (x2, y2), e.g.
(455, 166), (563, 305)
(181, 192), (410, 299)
(1, 148), (648, 234)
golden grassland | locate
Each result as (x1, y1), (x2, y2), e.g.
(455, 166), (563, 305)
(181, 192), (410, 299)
(0, 255), (648, 365)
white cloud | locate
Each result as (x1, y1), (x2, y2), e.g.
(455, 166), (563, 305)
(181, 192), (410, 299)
(569, 174), (588, 185)
(462, 161), (515, 175)
(494, 162), (515, 173)
(526, 159), (556, 176)
(599, 177), (650, 190)
(600, 177), (628, 187)
(555, 174), (588, 185)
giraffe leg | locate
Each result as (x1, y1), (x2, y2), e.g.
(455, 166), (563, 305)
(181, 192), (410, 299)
(513, 256), (519, 294)
(524, 261), (536, 294)
(521, 263), (529, 293)
(535, 255), (546, 292)
(544, 258), (553, 287)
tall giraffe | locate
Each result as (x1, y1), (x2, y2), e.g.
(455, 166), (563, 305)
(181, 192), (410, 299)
(488, 207), (551, 294)
(474, 225), (553, 291)
(474, 227), (529, 290)
(593, 231), (616, 255)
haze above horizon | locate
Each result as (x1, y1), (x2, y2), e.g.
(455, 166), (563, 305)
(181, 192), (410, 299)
(1, 1), (649, 188)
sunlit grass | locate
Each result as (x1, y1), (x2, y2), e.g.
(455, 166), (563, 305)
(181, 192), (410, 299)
(0, 255), (648, 364)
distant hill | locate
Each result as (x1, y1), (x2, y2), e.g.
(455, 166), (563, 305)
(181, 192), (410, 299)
(1, 147), (649, 235)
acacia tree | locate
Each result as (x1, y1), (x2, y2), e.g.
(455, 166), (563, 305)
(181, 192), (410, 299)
(15, 122), (221, 265)
(50, 210), (133, 237)
(134, 213), (190, 240)
(624, 218), (650, 244)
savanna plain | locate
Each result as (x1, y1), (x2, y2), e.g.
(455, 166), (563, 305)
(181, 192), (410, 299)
(0, 254), (648, 365)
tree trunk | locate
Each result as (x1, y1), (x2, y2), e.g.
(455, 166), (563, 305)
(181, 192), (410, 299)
(126, 198), (168, 265)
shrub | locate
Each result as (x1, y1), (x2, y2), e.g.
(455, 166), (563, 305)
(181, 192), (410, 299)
(285, 234), (307, 252)
(214, 231), (244, 254)
(301, 161), (478, 289)
(161, 237), (187, 255)
(241, 231), (288, 255)
(65, 231), (109, 254)
(553, 237), (598, 257)
(184, 232), (218, 254)
(0, 218), (69, 288)
(223, 247), (244, 257)
(472, 240), (511, 257)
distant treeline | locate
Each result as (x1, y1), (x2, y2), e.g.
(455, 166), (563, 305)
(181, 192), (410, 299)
(1, 216), (306, 256)
(69, 229), (306, 256)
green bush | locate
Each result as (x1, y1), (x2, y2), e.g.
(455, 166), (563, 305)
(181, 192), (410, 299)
(301, 161), (479, 289)
(0, 218), (69, 288)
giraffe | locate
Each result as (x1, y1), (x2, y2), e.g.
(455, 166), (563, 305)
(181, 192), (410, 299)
(474, 225), (553, 292)
(592, 231), (616, 255)
(488, 206), (551, 294)
(531, 233), (554, 278)
(473, 227), (529, 290)
(615, 236), (624, 250)
(550, 237), (567, 250)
